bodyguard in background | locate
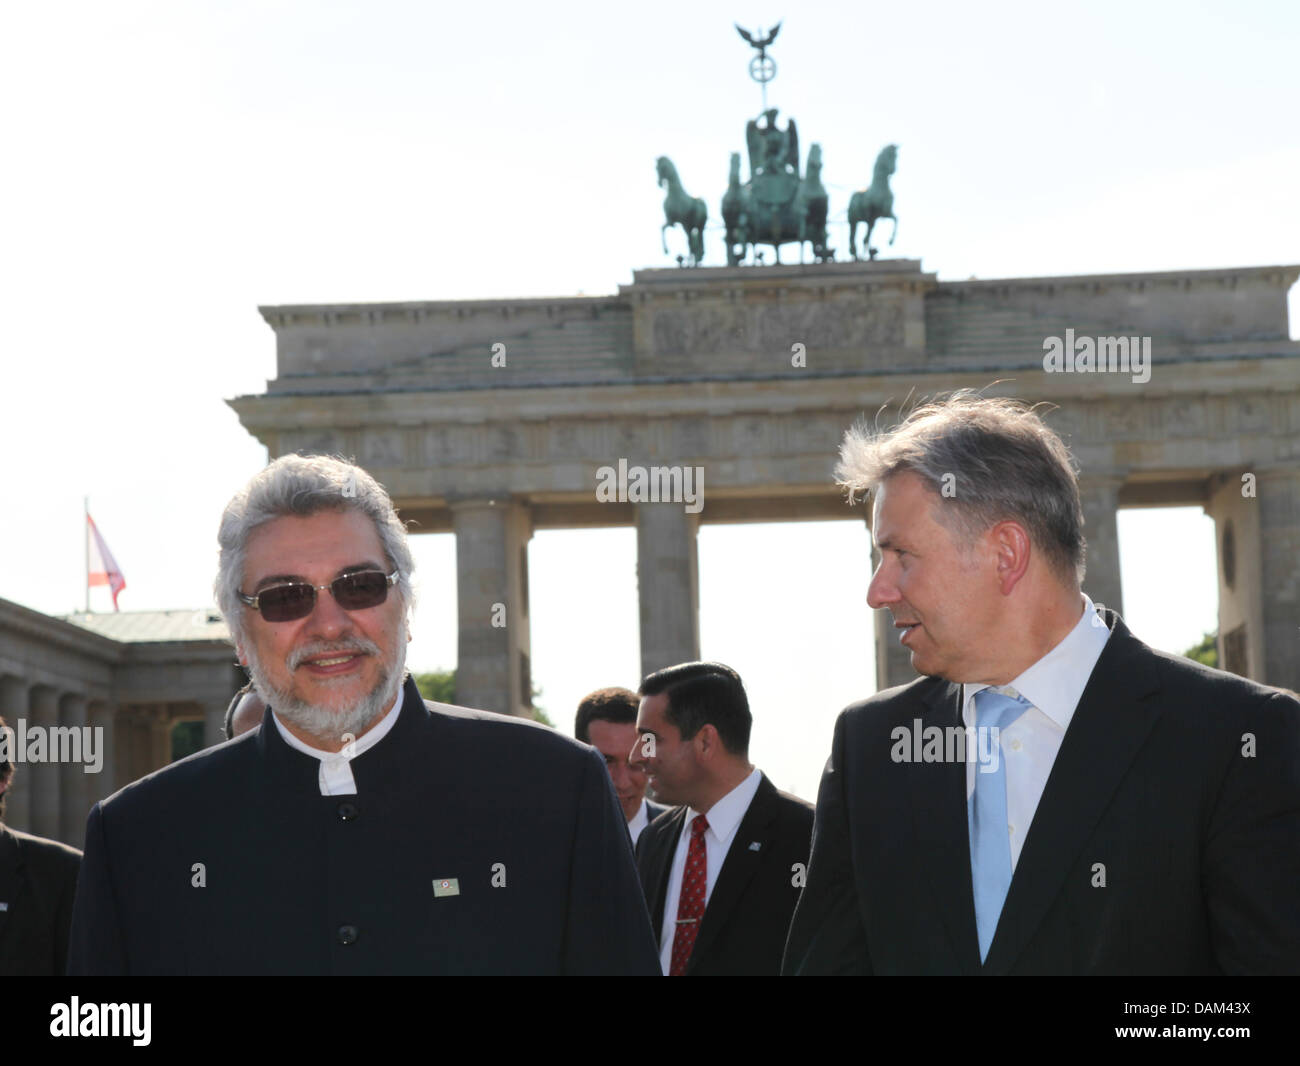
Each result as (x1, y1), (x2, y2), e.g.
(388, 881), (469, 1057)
(575, 686), (668, 846)
(0, 715), (82, 975)
(632, 662), (812, 975)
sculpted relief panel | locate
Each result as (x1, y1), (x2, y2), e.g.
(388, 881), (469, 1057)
(363, 430), (404, 467)
(650, 297), (905, 364)
(282, 430), (342, 456)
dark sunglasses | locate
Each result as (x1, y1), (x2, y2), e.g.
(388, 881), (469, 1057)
(238, 568), (399, 623)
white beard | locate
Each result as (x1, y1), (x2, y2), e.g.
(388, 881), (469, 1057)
(246, 616), (408, 747)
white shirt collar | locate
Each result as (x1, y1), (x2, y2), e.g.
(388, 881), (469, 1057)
(963, 593), (1111, 730)
(271, 686), (405, 795)
(627, 798), (650, 845)
(686, 766), (762, 842)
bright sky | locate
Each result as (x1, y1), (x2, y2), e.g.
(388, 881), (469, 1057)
(2, 1), (1295, 800)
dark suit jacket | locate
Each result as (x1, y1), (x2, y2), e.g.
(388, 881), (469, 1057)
(637, 773), (812, 975)
(783, 610), (1300, 975)
(643, 799), (670, 824)
(68, 677), (660, 975)
(0, 823), (82, 976)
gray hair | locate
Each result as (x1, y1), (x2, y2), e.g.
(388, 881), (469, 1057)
(835, 391), (1086, 586)
(215, 454), (416, 647)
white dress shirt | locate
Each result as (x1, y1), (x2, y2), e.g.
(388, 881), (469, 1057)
(657, 767), (763, 974)
(270, 688), (403, 795)
(627, 799), (650, 847)
(961, 594), (1111, 869)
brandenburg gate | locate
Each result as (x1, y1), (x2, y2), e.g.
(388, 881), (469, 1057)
(230, 258), (1300, 714)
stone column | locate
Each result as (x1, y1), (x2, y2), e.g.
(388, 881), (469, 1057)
(117, 706), (153, 788)
(452, 499), (533, 716)
(28, 686), (60, 841)
(0, 676), (31, 832)
(115, 706), (138, 789)
(204, 698), (230, 749)
(1078, 475), (1125, 620)
(636, 503), (700, 678)
(58, 693), (90, 848)
(88, 700), (117, 807)
(1205, 470), (1264, 681)
(1257, 467), (1300, 690)
(148, 709), (172, 771)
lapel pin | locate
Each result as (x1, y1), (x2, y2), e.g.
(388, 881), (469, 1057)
(748, 841), (762, 851)
(433, 878), (460, 898)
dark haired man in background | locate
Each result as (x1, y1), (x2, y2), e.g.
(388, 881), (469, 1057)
(631, 661), (812, 975)
(575, 687), (667, 846)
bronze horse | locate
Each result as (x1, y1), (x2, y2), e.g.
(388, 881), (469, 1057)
(848, 144), (899, 260)
(656, 156), (707, 266)
(722, 152), (750, 266)
(797, 143), (829, 261)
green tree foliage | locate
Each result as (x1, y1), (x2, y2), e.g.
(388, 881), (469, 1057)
(171, 719), (207, 761)
(411, 669), (554, 727)
(1182, 631), (1218, 669)
(529, 698), (554, 728)
(412, 669), (456, 704)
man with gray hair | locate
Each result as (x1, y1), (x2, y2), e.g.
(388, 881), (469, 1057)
(784, 391), (1300, 975)
(68, 454), (659, 975)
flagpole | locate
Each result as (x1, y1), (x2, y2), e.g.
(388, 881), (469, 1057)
(84, 496), (90, 614)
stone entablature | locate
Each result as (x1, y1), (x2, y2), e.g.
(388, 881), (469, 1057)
(230, 364), (1299, 526)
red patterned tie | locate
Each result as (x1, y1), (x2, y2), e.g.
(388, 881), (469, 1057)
(669, 814), (709, 976)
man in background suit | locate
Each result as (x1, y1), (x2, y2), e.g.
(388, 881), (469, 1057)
(0, 715), (82, 975)
(68, 454), (659, 975)
(576, 686), (667, 846)
(631, 662), (812, 975)
(784, 392), (1300, 974)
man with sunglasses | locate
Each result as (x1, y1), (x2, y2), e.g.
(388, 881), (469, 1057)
(67, 454), (660, 975)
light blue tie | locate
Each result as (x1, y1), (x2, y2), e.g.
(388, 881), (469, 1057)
(968, 686), (1031, 963)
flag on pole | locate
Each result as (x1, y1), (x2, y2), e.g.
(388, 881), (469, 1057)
(87, 514), (127, 611)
